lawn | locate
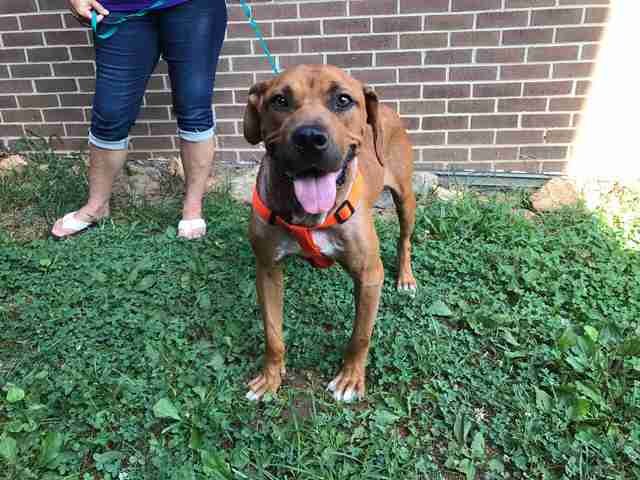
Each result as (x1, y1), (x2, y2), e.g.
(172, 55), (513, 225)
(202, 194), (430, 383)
(1, 144), (639, 479)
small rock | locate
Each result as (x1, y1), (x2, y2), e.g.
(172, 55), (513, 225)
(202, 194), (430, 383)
(412, 171), (439, 195)
(513, 208), (537, 221)
(126, 163), (163, 201)
(0, 154), (28, 177)
(225, 165), (260, 204)
(434, 187), (459, 201)
(531, 178), (580, 212)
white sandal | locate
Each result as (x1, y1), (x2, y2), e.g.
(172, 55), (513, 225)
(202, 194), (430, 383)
(50, 211), (97, 240)
(177, 218), (207, 239)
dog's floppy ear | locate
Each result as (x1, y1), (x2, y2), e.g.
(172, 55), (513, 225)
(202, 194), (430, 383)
(363, 85), (385, 167)
(243, 81), (270, 145)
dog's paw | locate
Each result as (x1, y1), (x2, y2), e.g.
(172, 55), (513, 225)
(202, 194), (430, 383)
(396, 274), (417, 295)
(327, 368), (365, 403)
(246, 370), (282, 402)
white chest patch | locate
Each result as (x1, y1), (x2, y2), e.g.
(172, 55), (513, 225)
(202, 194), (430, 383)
(272, 230), (344, 263)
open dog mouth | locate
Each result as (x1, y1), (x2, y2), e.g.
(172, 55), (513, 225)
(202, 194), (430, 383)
(290, 145), (356, 214)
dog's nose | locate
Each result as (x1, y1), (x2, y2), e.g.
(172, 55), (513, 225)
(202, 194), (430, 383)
(292, 126), (329, 152)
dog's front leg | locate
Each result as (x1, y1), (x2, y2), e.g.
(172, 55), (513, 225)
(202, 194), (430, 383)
(246, 261), (286, 401)
(330, 233), (384, 402)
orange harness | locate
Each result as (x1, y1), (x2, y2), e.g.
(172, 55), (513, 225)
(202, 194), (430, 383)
(252, 171), (364, 269)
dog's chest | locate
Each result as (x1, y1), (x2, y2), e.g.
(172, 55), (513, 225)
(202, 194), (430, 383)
(273, 230), (344, 262)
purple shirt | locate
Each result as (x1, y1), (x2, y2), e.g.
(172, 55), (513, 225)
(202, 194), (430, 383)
(101, 0), (189, 12)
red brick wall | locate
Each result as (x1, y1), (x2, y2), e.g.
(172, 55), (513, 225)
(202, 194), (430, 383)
(0, 0), (609, 173)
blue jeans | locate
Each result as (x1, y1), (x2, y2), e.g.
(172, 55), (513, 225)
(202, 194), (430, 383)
(90, 0), (228, 150)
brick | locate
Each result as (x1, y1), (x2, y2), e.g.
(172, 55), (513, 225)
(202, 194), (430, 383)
(60, 93), (93, 107)
(556, 26), (604, 43)
(532, 9), (583, 26)
(559, 0), (609, 5)
(326, 53), (372, 68)
(65, 123), (91, 137)
(422, 148), (469, 163)
(449, 99), (495, 113)
(501, 64), (550, 80)
(77, 79), (96, 92)
(528, 46), (579, 62)
(38, 0), (72, 11)
(401, 0), (448, 13)
(449, 131), (494, 145)
(472, 147), (518, 161)
(409, 132), (446, 146)
(494, 161), (541, 173)
(373, 16), (421, 33)
(0, 49), (26, 64)
(130, 136), (174, 151)
(506, 0), (554, 6)
(20, 13), (63, 29)
(0, 0), (37, 14)
(2, 109), (42, 123)
(221, 40), (252, 56)
(471, 115), (518, 129)
(0, 17), (19, 31)
(402, 117), (420, 130)
(585, 7), (609, 23)
(300, 1), (347, 17)
(53, 62), (95, 77)
(43, 108), (84, 122)
(215, 73), (254, 89)
(575, 81), (591, 95)
(451, 31), (500, 47)
(553, 62), (595, 78)
(424, 14), (474, 31)
(450, 66), (498, 81)
(540, 162), (568, 174)
(350, 35), (397, 51)
(0, 125), (24, 137)
(24, 124), (65, 138)
(473, 83), (522, 97)
(447, 161), (493, 171)
(234, 56), (275, 72)
(45, 31), (88, 45)
(400, 33), (448, 49)
(452, 0), (501, 11)
(524, 81), (573, 96)
(520, 146), (568, 159)
(476, 48), (525, 63)
(522, 114), (571, 128)
(70, 47), (94, 61)
(376, 52), (421, 66)
(18, 94), (58, 108)
(581, 44), (600, 60)
(425, 49), (472, 65)
(375, 85), (421, 99)
(0, 94), (17, 108)
(302, 37), (348, 53)
(400, 101), (446, 115)
(543, 129), (576, 143)
(498, 98), (547, 112)
(423, 85), (470, 99)
(497, 130), (545, 144)
(324, 18), (370, 35)
(35, 79), (77, 93)
(422, 116), (469, 130)
(10, 64), (51, 78)
(238, 3), (297, 21)
(145, 92), (172, 106)
(3, 32), (43, 47)
(0, 66), (7, 79)
(349, 0), (397, 15)
(572, 114), (582, 127)
(549, 97), (586, 111)
(477, 11), (528, 29)
(27, 47), (69, 63)
(399, 68), (446, 83)
(503, 29), (554, 45)
(350, 68), (398, 84)
(0, 80), (33, 94)
(227, 22), (272, 39)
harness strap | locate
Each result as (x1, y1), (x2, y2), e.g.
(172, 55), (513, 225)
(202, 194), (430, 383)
(252, 170), (365, 269)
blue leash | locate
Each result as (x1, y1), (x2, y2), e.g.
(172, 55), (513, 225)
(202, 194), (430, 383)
(91, 0), (281, 75)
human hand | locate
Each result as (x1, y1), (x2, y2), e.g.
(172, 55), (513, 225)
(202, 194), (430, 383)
(69, 0), (109, 24)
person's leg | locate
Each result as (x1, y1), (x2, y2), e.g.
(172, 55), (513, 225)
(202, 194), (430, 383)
(159, 0), (228, 238)
(52, 13), (160, 237)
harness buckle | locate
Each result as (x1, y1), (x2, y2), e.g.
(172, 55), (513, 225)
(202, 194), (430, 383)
(335, 200), (355, 224)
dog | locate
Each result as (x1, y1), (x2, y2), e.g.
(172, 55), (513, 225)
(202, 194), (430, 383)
(243, 64), (417, 402)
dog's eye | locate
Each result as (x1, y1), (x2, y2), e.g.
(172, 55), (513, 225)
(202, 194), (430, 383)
(270, 94), (289, 109)
(336, 94), (354, 110)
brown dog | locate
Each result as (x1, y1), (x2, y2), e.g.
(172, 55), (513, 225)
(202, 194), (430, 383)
(243, 64), (417, 402)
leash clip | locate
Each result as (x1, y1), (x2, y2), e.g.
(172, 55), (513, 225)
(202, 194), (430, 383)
(334, 200), (355, 224)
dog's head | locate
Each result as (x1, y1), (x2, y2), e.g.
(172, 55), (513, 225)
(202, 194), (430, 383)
(243, 64), (383, 214)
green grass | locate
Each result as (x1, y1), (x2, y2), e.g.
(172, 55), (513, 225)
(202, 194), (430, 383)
(1, 143), (640, 479)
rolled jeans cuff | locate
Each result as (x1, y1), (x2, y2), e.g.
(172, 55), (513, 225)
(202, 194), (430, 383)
(177, 126), (215, 143)
(89, 130), (129, 150)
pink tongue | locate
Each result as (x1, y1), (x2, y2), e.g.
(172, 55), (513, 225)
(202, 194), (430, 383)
(293, 172), (339, 214)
